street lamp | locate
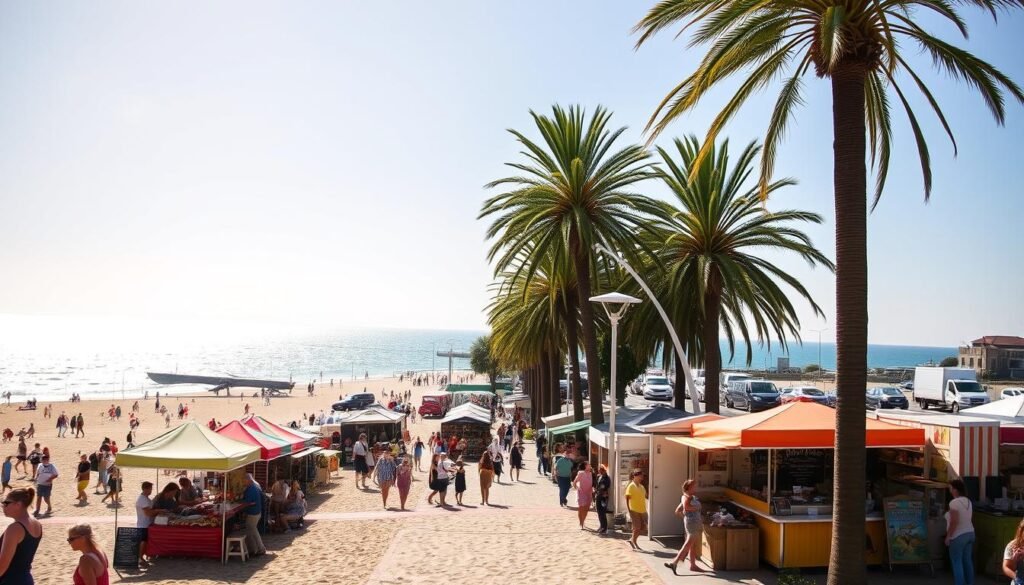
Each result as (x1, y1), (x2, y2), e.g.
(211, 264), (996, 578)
(808, 328), (829, 386)
(591, 291), (641, 514)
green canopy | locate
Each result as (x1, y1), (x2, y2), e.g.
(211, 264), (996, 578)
(446, 384), (496, 393)
(116, 421), (262, 471)
(547, 420), (590, 437)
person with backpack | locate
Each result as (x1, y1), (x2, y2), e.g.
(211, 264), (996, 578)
(427, 454), (441, 505)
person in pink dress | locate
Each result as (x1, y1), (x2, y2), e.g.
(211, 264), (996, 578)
(395, 456), (413, 511)
(573, 461), (594, 530)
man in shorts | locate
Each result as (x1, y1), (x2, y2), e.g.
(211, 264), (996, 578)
(34, 454), (59, 516)
(624, 469), (648, 551)
(352, 433), (370, 489)
(136, 481), (158, 563)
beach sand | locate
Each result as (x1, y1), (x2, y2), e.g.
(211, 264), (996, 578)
(0, 371), (661, 585)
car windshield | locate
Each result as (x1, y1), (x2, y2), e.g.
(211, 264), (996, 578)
(881, 388), (903, 396)
(749, 382), (777, 394)
(800, 388), (824, 396)
(954, 381), (983, 393)
(648, 377), (669, 385)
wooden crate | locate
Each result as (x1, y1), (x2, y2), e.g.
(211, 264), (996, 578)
(701, 526), (727, 569)
(725, 525), (759, 571)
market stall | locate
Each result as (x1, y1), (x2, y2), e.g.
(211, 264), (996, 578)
(336, 405), (406, 446)
(502, 392), (532, 422)
(115, 422), (262, 563)
(440, 403), (492, 459)
(670, 402), (925, 569)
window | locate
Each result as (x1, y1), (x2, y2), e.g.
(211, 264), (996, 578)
(970, 358), (974, 368)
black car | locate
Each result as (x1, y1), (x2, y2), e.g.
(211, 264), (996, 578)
(332, 393), (376, 412)
(866, 387), (909, 410)
(725, 380), (782, 412)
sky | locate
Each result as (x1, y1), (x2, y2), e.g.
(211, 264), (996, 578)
(0, 2), (1021, 347)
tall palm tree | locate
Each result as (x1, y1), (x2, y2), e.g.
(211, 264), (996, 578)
(652, 136), (833, 413)
(635, 3), (1022, 581)
(480, 104), (662, 424)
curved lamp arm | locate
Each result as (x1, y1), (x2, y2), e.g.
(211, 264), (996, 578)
(594, 243), (702, 414)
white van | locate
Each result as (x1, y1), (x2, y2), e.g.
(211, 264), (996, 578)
(719, 372), (753, 405)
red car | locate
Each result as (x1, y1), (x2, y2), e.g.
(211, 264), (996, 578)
(418, 394), (450, 418)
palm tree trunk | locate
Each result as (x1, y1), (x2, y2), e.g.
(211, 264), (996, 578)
(563, 295), (586, 424)
(827, 62), (869, 585)
(549, 346), (561, 416)
(702, 270), (723, 414)
(573, 242), (605, 425)
(529, 365), (540, 428)
(538, 354), (550, 418)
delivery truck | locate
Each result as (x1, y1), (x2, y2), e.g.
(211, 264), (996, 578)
(912, 366), (990, 412)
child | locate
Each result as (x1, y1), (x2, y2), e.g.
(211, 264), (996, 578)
(454, 460), (467, 506)
(1, 456), (12, 494)
(493, 451), (504, 484)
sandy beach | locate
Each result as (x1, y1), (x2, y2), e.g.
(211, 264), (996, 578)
(0, 371), (664, 585)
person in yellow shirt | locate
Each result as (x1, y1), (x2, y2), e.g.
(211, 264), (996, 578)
(624, 469), (647, 550)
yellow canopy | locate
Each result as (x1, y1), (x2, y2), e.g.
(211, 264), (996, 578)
(116, 421), (262, 471)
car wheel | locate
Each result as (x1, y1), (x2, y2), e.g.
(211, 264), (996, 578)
(747, 401), (753, 412)
(726, 398), (733, 409)
(919, 400), (928, 410)
(951, 402), (960, 414)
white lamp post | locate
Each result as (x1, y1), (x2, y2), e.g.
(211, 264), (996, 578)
(590, 291), (641, 514)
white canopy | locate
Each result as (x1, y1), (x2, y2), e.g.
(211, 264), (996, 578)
(962, 396), (1024, 421)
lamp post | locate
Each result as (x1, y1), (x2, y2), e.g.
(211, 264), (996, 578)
(808, 328), (829, 388)
(591, 291), (641, 514)
(594, 243), (701, 413)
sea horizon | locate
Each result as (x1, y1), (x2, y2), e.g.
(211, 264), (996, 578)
(0, 314), (957, 401)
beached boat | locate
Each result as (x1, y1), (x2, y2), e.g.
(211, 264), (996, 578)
(146, 372), (294, 394)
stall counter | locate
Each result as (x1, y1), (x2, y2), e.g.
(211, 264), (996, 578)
(147, 502), (248, 560)
(723, 488), (887, 568)
(974, 510), (1021, 577)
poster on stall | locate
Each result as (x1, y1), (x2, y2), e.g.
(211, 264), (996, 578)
(617, 449), (649, 513)
(882, 496), (929, 566)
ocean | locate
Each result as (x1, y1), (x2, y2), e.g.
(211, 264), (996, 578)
(0, 315), (956, 401)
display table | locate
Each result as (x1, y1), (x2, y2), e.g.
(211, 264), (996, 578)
(725, 488), (886, 568)
(147, 502), (247, 560)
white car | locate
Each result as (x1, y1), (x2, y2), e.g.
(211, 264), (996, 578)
(694, 377), (706, 401)
(1001, 388), (1024, 399)
(643, 375), (673, 401)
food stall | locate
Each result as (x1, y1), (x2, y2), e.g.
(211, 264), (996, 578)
(240, 415), (320, 488)
(502, 392), (532, 422)
(216, 420), (293, 488)
(439, 403), (492, 459)
(115, 422), (262, 562)
(670, 402), (925, 568)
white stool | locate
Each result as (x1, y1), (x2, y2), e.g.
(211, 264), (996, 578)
(225, 536), (248, 563)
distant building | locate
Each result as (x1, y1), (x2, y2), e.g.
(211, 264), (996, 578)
(959, 336), (1024, 379)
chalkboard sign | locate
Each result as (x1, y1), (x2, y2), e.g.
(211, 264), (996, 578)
(882, 496), (930, 567)
(113, 527), (145, 568)
(775, 449), (830, 491)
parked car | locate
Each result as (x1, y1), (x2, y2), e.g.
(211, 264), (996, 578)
(642, 376), (673, 401)
(418, 394), (451, 418)
(866, 386), (909, 410)
(899, 380), (914, 390)
(780, 386), (830, 405)
(1001, 388), (1024, 399)
(332, 393), (376, 412)
(694, 377), (706, 401)
(719, 373), (753, 405)
(559, 378), (589, 400)
(725, 380), (781, 412)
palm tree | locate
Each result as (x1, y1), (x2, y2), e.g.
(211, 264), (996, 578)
(634, 3), (1022, 582)
(649, 136), (833, 413)
(480, 104), (663, 424)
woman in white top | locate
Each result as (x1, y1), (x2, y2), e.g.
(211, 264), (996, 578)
(945, 478), (975, 585)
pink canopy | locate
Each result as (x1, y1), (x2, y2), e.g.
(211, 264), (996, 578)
(215, 420), (289, 460)
(241, 415), (309, 451)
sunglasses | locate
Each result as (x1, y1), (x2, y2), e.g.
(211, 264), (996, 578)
(1, 500), (13, 507)
(67, 535), (85, 542)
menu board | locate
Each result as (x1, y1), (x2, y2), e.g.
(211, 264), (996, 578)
(775, 449), (830, 490)
(883, 496), (929, 566)
(113, 527), (145, 568)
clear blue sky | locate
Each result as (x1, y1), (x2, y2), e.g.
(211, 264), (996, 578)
(0, 2), (1020, 346)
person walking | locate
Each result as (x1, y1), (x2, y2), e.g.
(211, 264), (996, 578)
(373, 450), (397, 510)
(535, 433), (548, 475)
(454, 460), (467, 506)
(75, 455), (90, 505)
(492, 450), (504, 485)
(572, 461), (593, 530)
(624, 470), (648, 551)
(15, 438), (28, 477)
(509, 441), (523, 482)
(56, 413), (68, 439)
(33, 455), (58, 517)
(553, 449), (574, 507)
(946, 478), (975, 585)
(594, 464), (611, 534)
(67, 524), (109, 585)
(2, 457), (12, 495)
(101, 466), (121, 507)
(665, 479), (706, 574)
(0, 487), (43, 584)
(478, 451), (495, 506)
(353, 434), (371, 489)
(413, 436), (424, 472)
(27, 445), (42, 481)
(241, 474), (267, 557)
(395, 456), (412, 511)
(75, 414), (85, 438)
(427, 454), (441, 506)
(435, 452), (454, 507)
(135, 482), (158, 564)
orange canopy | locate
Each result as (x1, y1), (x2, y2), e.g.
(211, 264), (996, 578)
(690, 402), (924, 449)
